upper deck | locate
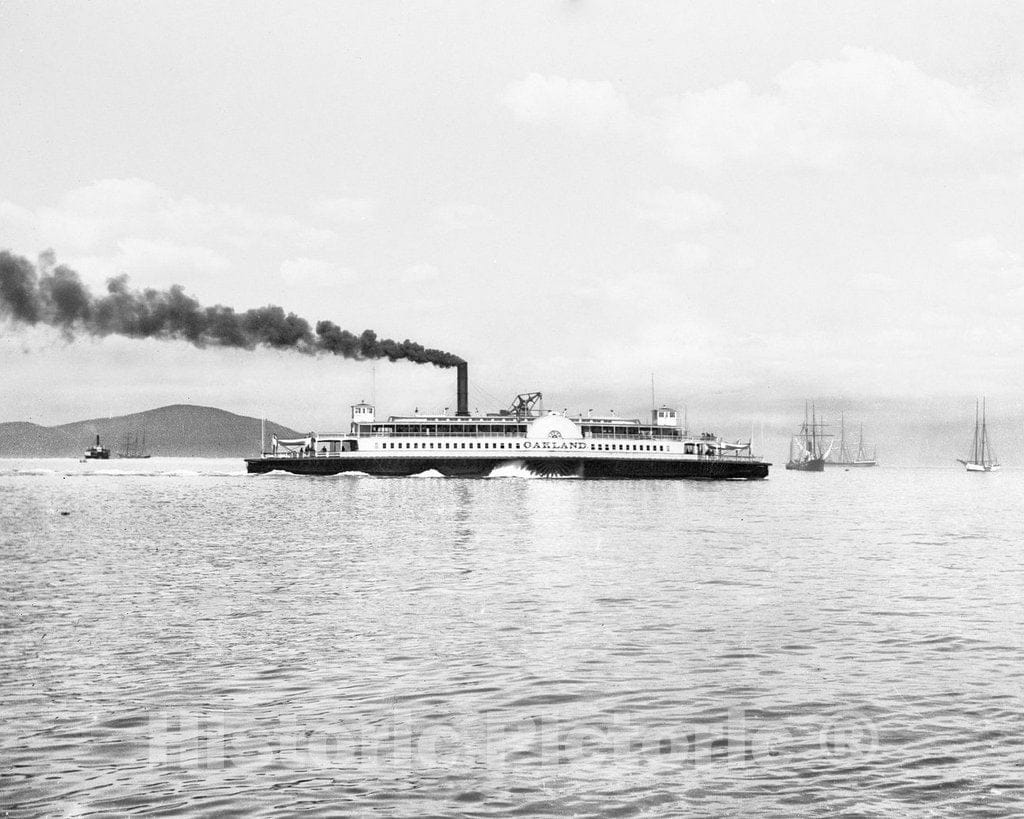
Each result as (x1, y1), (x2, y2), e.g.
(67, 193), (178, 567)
(350, 412), (687, 441)
(262, 396), (759, 463)
(250, 373), (768, 476)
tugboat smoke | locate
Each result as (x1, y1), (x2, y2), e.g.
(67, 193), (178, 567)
(0, 249), (464, 367)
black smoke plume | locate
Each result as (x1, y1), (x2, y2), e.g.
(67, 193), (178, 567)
(0, 250), (464, 367)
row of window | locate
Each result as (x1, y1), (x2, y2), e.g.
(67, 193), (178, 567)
(379, 441), (670, 452)
(594, 443), (666, 452)
(357, 425), (681, 439)
(363, 426), (527, 436)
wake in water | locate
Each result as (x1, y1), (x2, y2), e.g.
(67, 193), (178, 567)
(0, 461), (580, 480)
(0, 460), (252, 479)
(244, 460), (579, 479)
(487, 460), (581, 479)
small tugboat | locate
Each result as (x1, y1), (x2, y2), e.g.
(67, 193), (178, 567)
(245, 364), (770, 480)
(84, 434), (111, 460)
(958, 398), (1000, 472)
(785, 402), (832, 472)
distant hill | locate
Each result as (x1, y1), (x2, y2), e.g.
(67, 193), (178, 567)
(0, 405), (302, 458)
(0, 422), (82, 458)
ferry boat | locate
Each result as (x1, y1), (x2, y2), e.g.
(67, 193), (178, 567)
(245, 365), (770, 480)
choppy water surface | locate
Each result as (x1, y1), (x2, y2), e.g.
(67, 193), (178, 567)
(2, 459), (1022, 817)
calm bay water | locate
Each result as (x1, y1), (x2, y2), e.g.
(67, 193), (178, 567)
(1, 459), (1022, 817)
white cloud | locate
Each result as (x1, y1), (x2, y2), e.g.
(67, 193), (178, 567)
(653, 81), (788, 170)
(0, 178), (356, 306)
(0, 200), (40, 245)
(694, 48), (1018, 170)
(507, 49), (1023, 172)
(652, 47), (1024, 170)
(118, 237), (231, 280)
(401, 263), (439, 283)
(313, 196), (377, 224)
(672, 241), (712, 272)
(952, 235), (1021, 269)
(501, 73), (632, 131)
(61, 239), (233, 300)
(951, 236), (1023, 290)
(429, 202), (495, 230)
(1003, 285), (1024, 312)
(61, 177), (168, 216)
(279, 257), (353, 289)
(0, 179), (342, 261)
(773, 47), (1018, 166)
(633, 186), (723, 232)
(854, 272), (902, 294)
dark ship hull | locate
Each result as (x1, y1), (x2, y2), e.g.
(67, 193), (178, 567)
(245, 455), (770, 480)
(785, 457), (825, 472)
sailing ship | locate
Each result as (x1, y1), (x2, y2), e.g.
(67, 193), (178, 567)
(958, 399), (1000, 472)
(827, 414), (877, 467)
(786, 402), (832, 472)
(83, 434), (110, 460)
(118, 429), (151, 459)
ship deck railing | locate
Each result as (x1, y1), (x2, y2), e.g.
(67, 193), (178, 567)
(354, 427), (528, 434)
(257, 449), (762, 461)
(584, 430), (680, 440)
(351, 429), (686, 440)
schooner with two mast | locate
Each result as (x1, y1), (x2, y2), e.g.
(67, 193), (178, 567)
(958, 399), (1000, 472)
(828, 413), (877, 467)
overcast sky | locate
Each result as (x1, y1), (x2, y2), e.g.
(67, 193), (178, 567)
(1, 1), (1022, 436)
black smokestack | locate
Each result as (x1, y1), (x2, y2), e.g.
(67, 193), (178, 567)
(0, 250), (464, 369)
(456, 362), (469, 417)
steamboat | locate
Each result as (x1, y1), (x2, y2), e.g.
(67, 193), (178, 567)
(83, 434), (110, 460)
(245, 365), (770, 480)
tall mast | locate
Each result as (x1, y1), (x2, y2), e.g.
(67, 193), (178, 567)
(811, 402), (817, 458)
(981, 397), (987, 465)
(972, 399), (980, 463)
(840, 412), (846, 461)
